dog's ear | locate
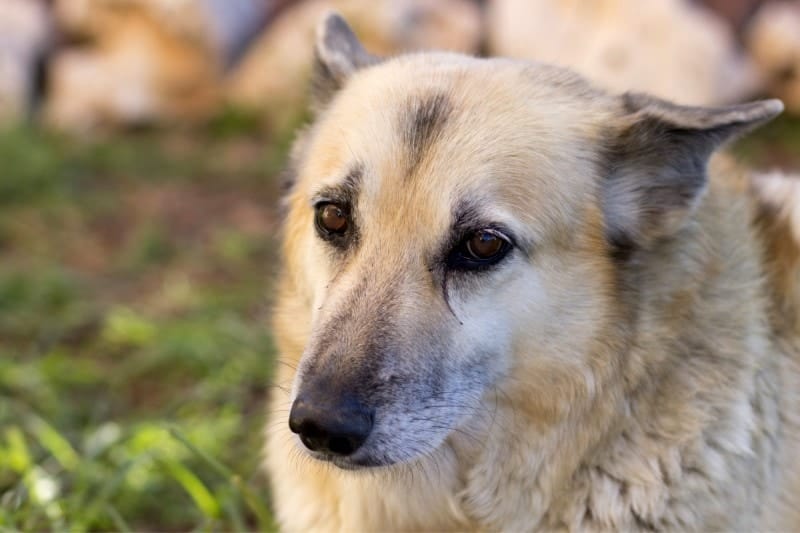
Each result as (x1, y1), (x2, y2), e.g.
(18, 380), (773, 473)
(311, 12), (379, 111)
(603, 94), (783, 253)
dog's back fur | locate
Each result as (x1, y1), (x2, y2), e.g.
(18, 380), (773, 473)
(265, 14), (800, 531)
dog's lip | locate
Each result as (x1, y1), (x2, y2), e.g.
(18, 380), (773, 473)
(303, 446), (391, 470)
(289, 426), (392, 468)
(330, 456), (382, 470)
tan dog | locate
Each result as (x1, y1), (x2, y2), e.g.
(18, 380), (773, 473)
(265, 13), (800, 531)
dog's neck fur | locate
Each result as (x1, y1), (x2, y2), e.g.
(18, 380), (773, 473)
(267, 160), (798, 531)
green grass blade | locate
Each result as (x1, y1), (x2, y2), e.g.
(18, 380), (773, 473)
(167, 425), (274, 529)
(161, 459), (220, 520)
(103, 504), (132, 533)
(26, 417), (79, 471)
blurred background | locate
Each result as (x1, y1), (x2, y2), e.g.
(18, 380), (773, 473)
(1, 0), (799, 530)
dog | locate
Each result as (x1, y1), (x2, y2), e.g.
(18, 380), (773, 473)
(265, 13), (800, 531)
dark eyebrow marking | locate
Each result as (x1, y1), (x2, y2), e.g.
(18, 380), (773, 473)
(402, 92), (453, 175)
(310, 165), (364, 207)
(451, 200), (491, 237)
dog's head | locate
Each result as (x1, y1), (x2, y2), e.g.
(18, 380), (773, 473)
(279, 13), (782, 469)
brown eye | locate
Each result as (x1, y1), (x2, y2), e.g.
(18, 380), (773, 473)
(316, 203), (348, 234)
(466, 231), (504, 259)
(446, 227), (512, 271)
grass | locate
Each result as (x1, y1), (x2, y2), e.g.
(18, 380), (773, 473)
(0, 106), (797, 531)
(0, 118), (292, 531)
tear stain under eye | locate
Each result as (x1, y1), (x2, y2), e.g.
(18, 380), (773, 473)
(442, 274), (464, 326)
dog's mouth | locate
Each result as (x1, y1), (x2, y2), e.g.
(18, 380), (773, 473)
(328, 454), (385, 470)
(300, 441), (393, 470)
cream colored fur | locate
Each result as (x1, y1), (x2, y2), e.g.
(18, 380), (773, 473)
(265, 14), (800, 531)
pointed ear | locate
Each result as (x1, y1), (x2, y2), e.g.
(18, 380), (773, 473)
(602, 93), (783, 253)
(310, 12), (379, 111)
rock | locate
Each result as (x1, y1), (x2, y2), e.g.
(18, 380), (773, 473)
(0, 0), (51, 124)
(696, 0), (765, 33)
(486, 0), (759, 106)
(746, 1), (800, 113)
(225, 0), (483, 131)
(46, 0), (270, 131)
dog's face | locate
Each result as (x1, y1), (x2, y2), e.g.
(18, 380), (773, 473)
(279, 14), (782, 469)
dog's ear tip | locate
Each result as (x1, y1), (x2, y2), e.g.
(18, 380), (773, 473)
(316, 11), (349, 46)
(752, 98), (784, 119)
(310, 11), (377, 111)
(715, 98), (784, 133)
(315, 11), (362, 61)
(318, 9), (344, 28)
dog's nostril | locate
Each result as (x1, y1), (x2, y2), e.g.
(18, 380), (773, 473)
(327, 435), (357, 456)
(298, 425), (330, 453)
(289, 396), (373, 457)
(296, 419), (324, 442)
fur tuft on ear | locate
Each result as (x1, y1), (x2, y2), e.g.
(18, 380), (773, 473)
(602, 94), (783, 255)
(311, 12), (379, 111)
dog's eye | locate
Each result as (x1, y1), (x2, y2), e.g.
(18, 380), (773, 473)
(316, 203), (348, 234)
(466, 231), (504, 259)
(447, 229), (512, 271)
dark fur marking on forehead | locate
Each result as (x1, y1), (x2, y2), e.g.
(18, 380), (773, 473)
(402, 93), (453, 175)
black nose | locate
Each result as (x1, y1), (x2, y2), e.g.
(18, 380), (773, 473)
(289, 396), (373, 456)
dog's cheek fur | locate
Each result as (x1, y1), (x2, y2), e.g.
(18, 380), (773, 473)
(438, 224), (617, 426)
(511, 239), (619, 412)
